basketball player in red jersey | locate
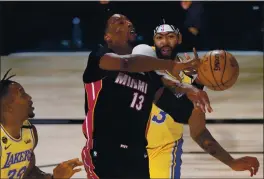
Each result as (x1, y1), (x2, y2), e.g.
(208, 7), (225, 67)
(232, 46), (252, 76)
(81, 14), (213, 179)
(0, 69), (83, 179)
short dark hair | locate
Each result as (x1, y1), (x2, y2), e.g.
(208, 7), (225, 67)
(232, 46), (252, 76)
(0, 69), (16, 101)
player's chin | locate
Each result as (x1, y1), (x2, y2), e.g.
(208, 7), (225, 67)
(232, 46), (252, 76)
(160, 54), (172, 59)
(128, 34), (137, 41)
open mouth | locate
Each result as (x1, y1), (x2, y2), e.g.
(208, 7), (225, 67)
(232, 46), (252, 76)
(161, 47), (172, 55)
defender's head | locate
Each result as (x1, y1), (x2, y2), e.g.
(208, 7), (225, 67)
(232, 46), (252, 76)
(104, 14), (137, 47)
(153, 23), (182, 59)
(0, 69), (35, 122)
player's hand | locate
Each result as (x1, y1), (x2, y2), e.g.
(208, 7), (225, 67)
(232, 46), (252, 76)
(180, 47), (201, 76)
(186, 86), (213, 113)
(53, 158), (83, 179)
(172, 48), (200, 73)
(228, 157), (260, 177)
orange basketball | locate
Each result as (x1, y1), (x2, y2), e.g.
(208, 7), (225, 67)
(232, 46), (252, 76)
(197, 50), (239, 91)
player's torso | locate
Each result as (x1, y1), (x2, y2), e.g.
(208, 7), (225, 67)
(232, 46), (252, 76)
(0, 120), (35, 179)
(87, 71), (158, 145)
(147, 69), (194, 148)
(147, 104), (183, 148)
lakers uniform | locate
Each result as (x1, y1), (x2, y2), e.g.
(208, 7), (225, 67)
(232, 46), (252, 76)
(147, 47), (204, 178)
(1, 120), (35, 179)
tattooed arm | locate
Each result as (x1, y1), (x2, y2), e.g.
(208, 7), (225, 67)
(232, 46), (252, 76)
(188, 108), (234, 166)
(189, 108), (260, 176)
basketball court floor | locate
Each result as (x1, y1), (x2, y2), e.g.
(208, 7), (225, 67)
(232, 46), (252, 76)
(1, 51), (263, 178)
(34, 124), (263, 178)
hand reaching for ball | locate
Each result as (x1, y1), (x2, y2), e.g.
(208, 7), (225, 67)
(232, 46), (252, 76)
(171, 47), (201, 77)
(180, 47), (201, 76)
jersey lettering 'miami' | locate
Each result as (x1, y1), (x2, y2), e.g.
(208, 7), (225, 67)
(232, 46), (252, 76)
(115, 72), (148, 94)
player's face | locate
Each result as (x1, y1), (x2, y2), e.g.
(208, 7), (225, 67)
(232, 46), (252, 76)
(106, 14), (137, 46)
(8, 83), (35, 119)
(154, 32), (179, 59)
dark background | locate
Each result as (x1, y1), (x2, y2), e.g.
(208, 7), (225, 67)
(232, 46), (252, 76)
(1, 1), (263, 55)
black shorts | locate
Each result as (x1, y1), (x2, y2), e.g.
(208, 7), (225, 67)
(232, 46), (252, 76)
(82, 141), (150, 179)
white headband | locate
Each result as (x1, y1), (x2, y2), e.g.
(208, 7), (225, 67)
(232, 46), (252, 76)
(154, 24), (180, 37)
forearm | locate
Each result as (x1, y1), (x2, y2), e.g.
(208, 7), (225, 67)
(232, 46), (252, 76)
(24, 166), (52, 179)
(193, 128), (234, 166)
(162, 77), (195, 94)
(99, 53), (173, 72)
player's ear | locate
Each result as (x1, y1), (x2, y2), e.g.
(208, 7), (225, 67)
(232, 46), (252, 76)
(104, 33), (112, 43)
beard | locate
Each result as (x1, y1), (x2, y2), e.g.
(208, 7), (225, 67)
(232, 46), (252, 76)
(155, 45), (178, 60)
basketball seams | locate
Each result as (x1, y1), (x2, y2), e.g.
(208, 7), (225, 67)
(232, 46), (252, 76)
(209, 51), (222, 90)
(198, 52), (216, 90)
(220, 50), (227, 87)
(198, 50), (239, 91)
(199, 68), (215, 90)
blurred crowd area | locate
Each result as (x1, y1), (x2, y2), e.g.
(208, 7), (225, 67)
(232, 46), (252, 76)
(0, 1), (263, 55)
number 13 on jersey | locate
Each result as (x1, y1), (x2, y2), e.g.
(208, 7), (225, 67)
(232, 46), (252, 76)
(130, 92), (145, 111)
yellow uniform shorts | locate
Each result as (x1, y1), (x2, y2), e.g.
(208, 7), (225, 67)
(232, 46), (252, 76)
(147, 138), (183, 179)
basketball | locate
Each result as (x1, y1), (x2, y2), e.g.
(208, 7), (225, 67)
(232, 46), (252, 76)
(197, 50), (239, 91)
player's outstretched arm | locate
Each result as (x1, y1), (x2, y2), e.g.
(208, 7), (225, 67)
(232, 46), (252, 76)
(100, 53), (173, 72)
(23, 125), (83, 179)
(99, 44), (199, 73)
(188, 109), (260, 177)
(161, 77), (212, 113)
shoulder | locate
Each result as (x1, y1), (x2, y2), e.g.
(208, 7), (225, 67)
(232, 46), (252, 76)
(22, 120), (38, 149)
(31, 124), (38, 149)
(88, 44), (107, 60)
(132, 44), (157, 57)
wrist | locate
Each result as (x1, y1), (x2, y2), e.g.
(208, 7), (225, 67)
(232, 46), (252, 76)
(182, 83), (197, 94)
(226, 157), (235, 167)
(166, 60), (174, 71)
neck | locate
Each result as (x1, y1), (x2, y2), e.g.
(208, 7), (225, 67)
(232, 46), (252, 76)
(108, 43), (133, 55)
(1, 115), (25, 139)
